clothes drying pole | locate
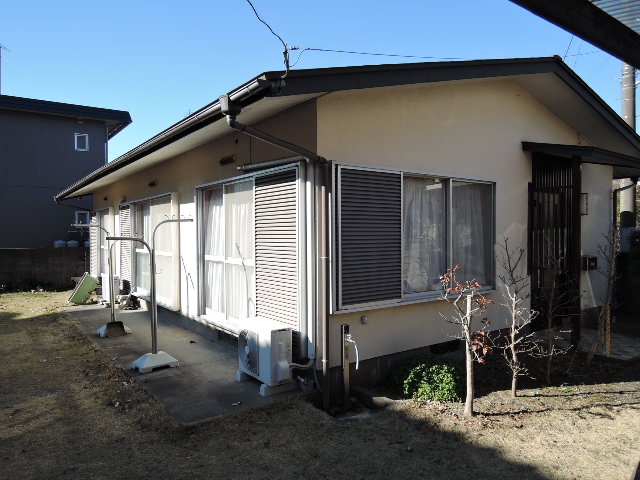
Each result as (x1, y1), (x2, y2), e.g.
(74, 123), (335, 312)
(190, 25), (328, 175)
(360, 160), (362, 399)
(108, 217), (192, 373)
(72, 223), (131, 337)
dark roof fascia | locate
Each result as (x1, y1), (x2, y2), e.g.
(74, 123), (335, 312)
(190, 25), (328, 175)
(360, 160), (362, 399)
(509, 0), (640, 69)
(0, 94), (132, 139)
(55, 77), (273, 201)
(522, 142), (640, 168)
(260, 56), (566, 96)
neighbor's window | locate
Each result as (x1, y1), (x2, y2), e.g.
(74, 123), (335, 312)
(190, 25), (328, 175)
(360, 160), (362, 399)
(75, 133), (89, 151)
(75, 211), (90, 225)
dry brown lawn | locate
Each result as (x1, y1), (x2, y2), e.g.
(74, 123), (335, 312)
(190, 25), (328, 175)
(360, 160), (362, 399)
(1, 291), (639, 480)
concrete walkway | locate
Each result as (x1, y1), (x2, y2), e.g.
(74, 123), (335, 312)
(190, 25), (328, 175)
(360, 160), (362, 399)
(578, 327), (640, 361)
(65, 303), (300, 424)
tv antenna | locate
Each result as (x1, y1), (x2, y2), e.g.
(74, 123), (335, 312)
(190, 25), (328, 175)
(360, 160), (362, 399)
(0, 43), (10, 94)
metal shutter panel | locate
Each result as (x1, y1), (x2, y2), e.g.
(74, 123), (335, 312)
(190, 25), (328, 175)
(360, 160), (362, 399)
(339, 167), (402, 307)
(254, 169), (299, 330)
(119, 205), (132, 294)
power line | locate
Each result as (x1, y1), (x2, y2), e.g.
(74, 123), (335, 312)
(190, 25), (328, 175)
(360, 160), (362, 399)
(563, 35), (574, 61)
(245, 0), (290, 78)
(292, 47), (464, 67)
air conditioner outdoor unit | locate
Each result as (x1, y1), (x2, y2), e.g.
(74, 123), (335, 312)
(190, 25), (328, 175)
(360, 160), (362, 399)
(100, 273), (120, 304)
(237, 317), (293, 390)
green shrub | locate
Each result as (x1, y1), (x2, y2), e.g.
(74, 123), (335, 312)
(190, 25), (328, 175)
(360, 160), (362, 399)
(388, 353), (464, 402)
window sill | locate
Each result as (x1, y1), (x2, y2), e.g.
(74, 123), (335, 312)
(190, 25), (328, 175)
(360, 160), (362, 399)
(334, 288), (497, 315)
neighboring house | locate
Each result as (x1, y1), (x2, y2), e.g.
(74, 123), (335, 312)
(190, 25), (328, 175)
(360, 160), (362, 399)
(56, 57), (640, 402)
(0, 95), (131, 248)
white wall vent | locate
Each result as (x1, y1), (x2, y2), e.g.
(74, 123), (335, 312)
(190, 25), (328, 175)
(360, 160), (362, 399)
(237, 317), (292, 389)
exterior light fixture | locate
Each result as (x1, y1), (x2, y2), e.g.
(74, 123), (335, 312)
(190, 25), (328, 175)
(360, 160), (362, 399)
(580, 193), (589, 215)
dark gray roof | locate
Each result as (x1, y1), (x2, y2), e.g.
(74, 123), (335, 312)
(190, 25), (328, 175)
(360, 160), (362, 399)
(510, 0), (640, 68)
(56, 56), (640, 200)
(0, 94), (132, 138)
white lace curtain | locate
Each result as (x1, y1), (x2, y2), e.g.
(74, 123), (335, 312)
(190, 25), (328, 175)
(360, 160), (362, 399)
(452, 180), (492, 287)
(203, 181), (255, 322)
(403, 177), (491, 295)
(403, 177), (445, 294)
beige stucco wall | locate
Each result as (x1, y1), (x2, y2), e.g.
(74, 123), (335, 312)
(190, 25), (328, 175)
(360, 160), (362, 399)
(316, 78), (594, 366)
(580, 163), (614, 311)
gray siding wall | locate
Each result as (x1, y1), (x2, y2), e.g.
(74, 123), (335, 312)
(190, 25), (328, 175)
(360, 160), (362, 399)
(0, 109), (107, 247)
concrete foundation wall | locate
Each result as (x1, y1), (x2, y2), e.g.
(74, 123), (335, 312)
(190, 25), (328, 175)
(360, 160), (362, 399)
(0, 247), (90, 288)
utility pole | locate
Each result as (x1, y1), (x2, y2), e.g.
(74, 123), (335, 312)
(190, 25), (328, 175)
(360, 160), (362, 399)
(620, 62), (637, 252)
(0, 44), (10, 94)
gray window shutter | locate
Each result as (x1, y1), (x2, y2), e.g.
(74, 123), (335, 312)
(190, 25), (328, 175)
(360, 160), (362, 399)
(254, 169), (299, 330)
(119, 205), (132, 294)
(90, 212), (98, 277)
(338, 167), (402, 307)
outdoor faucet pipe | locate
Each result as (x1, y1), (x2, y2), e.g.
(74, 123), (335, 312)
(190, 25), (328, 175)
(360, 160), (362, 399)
(345, 334), (359, 370)
(72, 223), (116, 324)
(341, 324), (360, 414)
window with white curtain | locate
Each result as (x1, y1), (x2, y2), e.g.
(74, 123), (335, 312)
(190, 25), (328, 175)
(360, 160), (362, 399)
(132, 196), (174, 307)
(337, 165), (494, 309)
(402, 177), (446, 295)
(202, 179), (255, 330)
(451, 180), (493, 287)
(402, 176), (493, 298)
(97, 209), (109, 277)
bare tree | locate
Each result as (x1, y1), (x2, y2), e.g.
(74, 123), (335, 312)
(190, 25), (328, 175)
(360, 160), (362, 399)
(583, 231), (620, 370)
(495, 238), (538, 397)
(439, 266), (493, 417)
(531, 247), (575, 385)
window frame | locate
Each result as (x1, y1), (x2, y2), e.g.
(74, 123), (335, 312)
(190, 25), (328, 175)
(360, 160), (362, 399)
(335, 163), (496, 312)
(200, 177), (256, 332)
(401, 174), (495, 302)
(129, 194), (175, 309)
(75, 211), (90, 226)
(96, 208), (110, 278)
(196, 163), (303, 335)
(74, 133), (89, 151)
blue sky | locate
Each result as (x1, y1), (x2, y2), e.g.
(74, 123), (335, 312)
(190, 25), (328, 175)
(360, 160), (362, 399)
(1, 0), (633, 161)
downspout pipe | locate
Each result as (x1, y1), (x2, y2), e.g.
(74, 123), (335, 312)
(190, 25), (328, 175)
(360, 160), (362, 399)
(613, 178), (639, 230)
(220, 94), (331, 411)
(220, 94), (327, 165)
(226, 115), (327, 165)
(620, 63), (637, 252)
